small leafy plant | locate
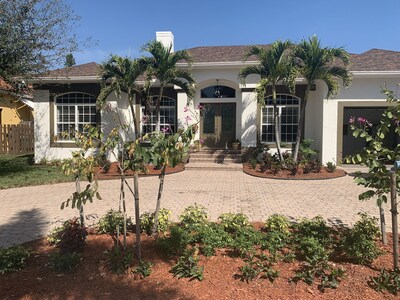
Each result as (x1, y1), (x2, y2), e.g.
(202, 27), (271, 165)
(170, 247), (204, 281)
(265, 214), (290, 234)
(49, 252), (81, 272)
(218, 212), (250, 233)
(193, 223), (232, 257)
(132, 260), (153, 278)
(249, 158), (257, 170)
(179, 204), (208, 229)
(370, 268), (400, 295)
(157, 225), (192, 256)
(47, 221), (69, 245)
(106, 248), (134, 274)
(0, 245), (30, 274)
(237, 253), (279, 283)
(326, 161), (336, 173)
(56, 218), (87, 254)
(140, 208), (171, 235)
(294, 216), (332, 246)
(97, 209), (132, 235)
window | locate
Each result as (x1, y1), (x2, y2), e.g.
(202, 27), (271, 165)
(261, 94), (300, 143)
(141, 96), (176, 134)
(201, 85), (235, 98)
(55, 92), (97, 140)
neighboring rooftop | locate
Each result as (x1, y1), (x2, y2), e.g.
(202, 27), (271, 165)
(42, 47), (400, 78)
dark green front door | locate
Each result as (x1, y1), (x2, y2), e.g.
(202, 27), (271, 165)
(200, 103), (236, 148)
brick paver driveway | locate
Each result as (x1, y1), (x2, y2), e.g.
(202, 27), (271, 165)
(0, 168), (390, 247)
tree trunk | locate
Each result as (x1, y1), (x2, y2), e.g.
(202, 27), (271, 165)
(128, 93), (139, 139)
(152, 164), (166, 235)
(75, 176), (85, 227)
(155, 86), (164, 132)
(293, 85), (310, 162)
(379, 205), (387, 245)
(134, 173), (141, 260)
(390, 170), (399, 269)
(272, 86), (284, 164)
(121, 175), (127, 250)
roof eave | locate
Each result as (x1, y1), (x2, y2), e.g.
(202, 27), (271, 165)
(350, 71), (400, 78)
(177, 60), (258, 69)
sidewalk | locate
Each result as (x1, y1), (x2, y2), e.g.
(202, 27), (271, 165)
(0, 169), (389, 247)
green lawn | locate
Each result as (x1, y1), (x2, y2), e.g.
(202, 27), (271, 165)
(0, 154), (72, 189)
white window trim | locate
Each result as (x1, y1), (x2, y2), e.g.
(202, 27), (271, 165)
(141, 96), (176, 134)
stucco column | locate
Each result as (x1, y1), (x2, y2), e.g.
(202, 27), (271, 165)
(33, 90), (50, 163)
(240, 89), (257, 147)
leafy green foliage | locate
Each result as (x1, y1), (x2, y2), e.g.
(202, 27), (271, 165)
(106, 248), (134, 274)
(170, 247), (204, 281)
(97, 210), (132, 235)
(326, 161), (337, 173)
(179, 204), (208, 229)
(193, 223), (232, 257)
(341, 213), (382, 264)
(249, 158), (258, 170)
(47, 222), (69, 245)
(48, 252), (81, 272)
(157, 225), (192, 256)
(132, 260), (153, 278)
(265, 214), (290, 234)
(298, 139), (318, 162)
(56, 218), (87, 255)
(370, 268), (400, 295)
(218, 213), (250, 233)
(230, 227), (264, 257)
(237, 253), (279, 283)
(297, 237), (329, 262)
(140, 208), (171, 235)
(294, 216), (332, 246)
(263, 230), (290, 254)
(0, 245), (30, 274)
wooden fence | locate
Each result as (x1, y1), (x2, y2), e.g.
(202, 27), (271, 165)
(0, 124), (34, 155)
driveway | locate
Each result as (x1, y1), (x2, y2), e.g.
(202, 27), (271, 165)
(0, 168), (390, 247)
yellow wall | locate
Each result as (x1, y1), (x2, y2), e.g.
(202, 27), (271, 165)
(0, 94), (33, 125)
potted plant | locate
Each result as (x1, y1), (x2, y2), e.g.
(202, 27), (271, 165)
(232, 139), (240, 150)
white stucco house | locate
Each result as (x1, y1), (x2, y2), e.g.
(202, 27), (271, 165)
(32, 31), (400, 164)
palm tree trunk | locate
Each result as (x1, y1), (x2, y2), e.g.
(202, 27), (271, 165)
(133, 173), (141, 260)
(75, 176), (85, 227)
(155, 86), (164, 132)
(152, 164), (166, 235)
(293, 85), (310, 162)
(128, 93), (139, 139)
(272, 87), (284, 164)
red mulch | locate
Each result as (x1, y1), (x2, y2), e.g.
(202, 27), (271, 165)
(243, 163), (347, 180)
(0, 231), (398, 300)
(94, 163), (185, 180)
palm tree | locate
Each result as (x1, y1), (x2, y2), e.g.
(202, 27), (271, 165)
(141, 40), (195, 131)
(292, 36), (351, 162)
(238, 41), (295, 163)
(98, 55), (147, 138)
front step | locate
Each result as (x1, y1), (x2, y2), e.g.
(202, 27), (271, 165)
(186, 149), (243, 170)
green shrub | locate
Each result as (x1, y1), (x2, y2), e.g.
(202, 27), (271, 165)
(298, 139), (318, 162)
(179, 204), (208, 229)
(170, 247), (204, 281)
(194, 223), (232, 256)
(297, 237), (329, 262)
(140, 208), (171, 235)
(341, 213), (382, 264)
(56, 218), (87, 254)
(370, 268), (400, 295)
(157, 225), (192, 256)
(0, 245), (30, 274)
(106, 248), (134, 274)
(49, 252), (81, 272)
(265, 214), (290, 234)
(249, 158), (257, 170)
(237, 253), (279, 283)
(230, 227), (263, 257)
(263, 230), (289, 254)
(97, 209), (132, 235)
(218, 213), (250, 233)
(295, 216), (331, 245)
(132, 260), (152, 278)
(47, 222), (69, 245)
(326, 161), (336, 173)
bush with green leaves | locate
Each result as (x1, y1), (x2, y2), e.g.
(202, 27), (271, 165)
(97, 209), (132, 235)
(47, 221), (69, 245)
(341, 213), (382, 264)
(193, 223), (232, 256)
(230, 227), (264, 257)
(0, 245), (30, 274)
(237, 253), (279, 283)
(249, 158), (257, 169)
(294, 216), (332, 246)
(170, 247), (204, 281)
(179, 204), (208, 229)
(326, 161), (336, 173)
(132, 260), (152, 278)
(265, 214), (291, 234)
(140, 208), (171, 235)
(56, 218), (87, 254)
(263, 230), (289, 255)
(297, 236), (329, 262)
(48, 252), (81, 272)
(157, 225), (192, 256)
(218, 212), (250, 233)
(106, 248), (134, 274)
(370, 268), (400, 295)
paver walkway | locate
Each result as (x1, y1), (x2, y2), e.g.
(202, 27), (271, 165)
(0, 167), (391, 247)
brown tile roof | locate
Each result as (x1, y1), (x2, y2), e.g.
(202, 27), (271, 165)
(43, 62), (101, 77)
(42, 47), (400, 78)
(349, 49), (400, 71)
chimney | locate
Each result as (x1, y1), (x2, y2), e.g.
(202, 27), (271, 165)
(156, 31), (174, 52)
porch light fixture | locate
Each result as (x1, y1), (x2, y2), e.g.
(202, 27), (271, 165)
(214, 79), (222, 98)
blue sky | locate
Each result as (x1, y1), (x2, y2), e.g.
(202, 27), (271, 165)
(67, 0), (400, 65)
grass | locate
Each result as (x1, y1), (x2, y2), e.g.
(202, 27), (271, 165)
(0, 154), (72, 189)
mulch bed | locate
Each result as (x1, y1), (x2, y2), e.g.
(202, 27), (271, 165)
(0, 231), (397, 300)
(94, 163), (185, 180)
(243, 163), (347, 180)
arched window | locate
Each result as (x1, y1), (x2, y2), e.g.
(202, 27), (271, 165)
(201, 85), (235, 98)
(141, 96), (176, 134)
(55, 92), (97, 140)
(261, 94), (300, 143)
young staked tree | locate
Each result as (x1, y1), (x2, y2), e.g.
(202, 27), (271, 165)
(0, 0), (83, 92)
(238, 41), (295, 163)
(141, 40), (195, 131)
(292, 36), (351, 161)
